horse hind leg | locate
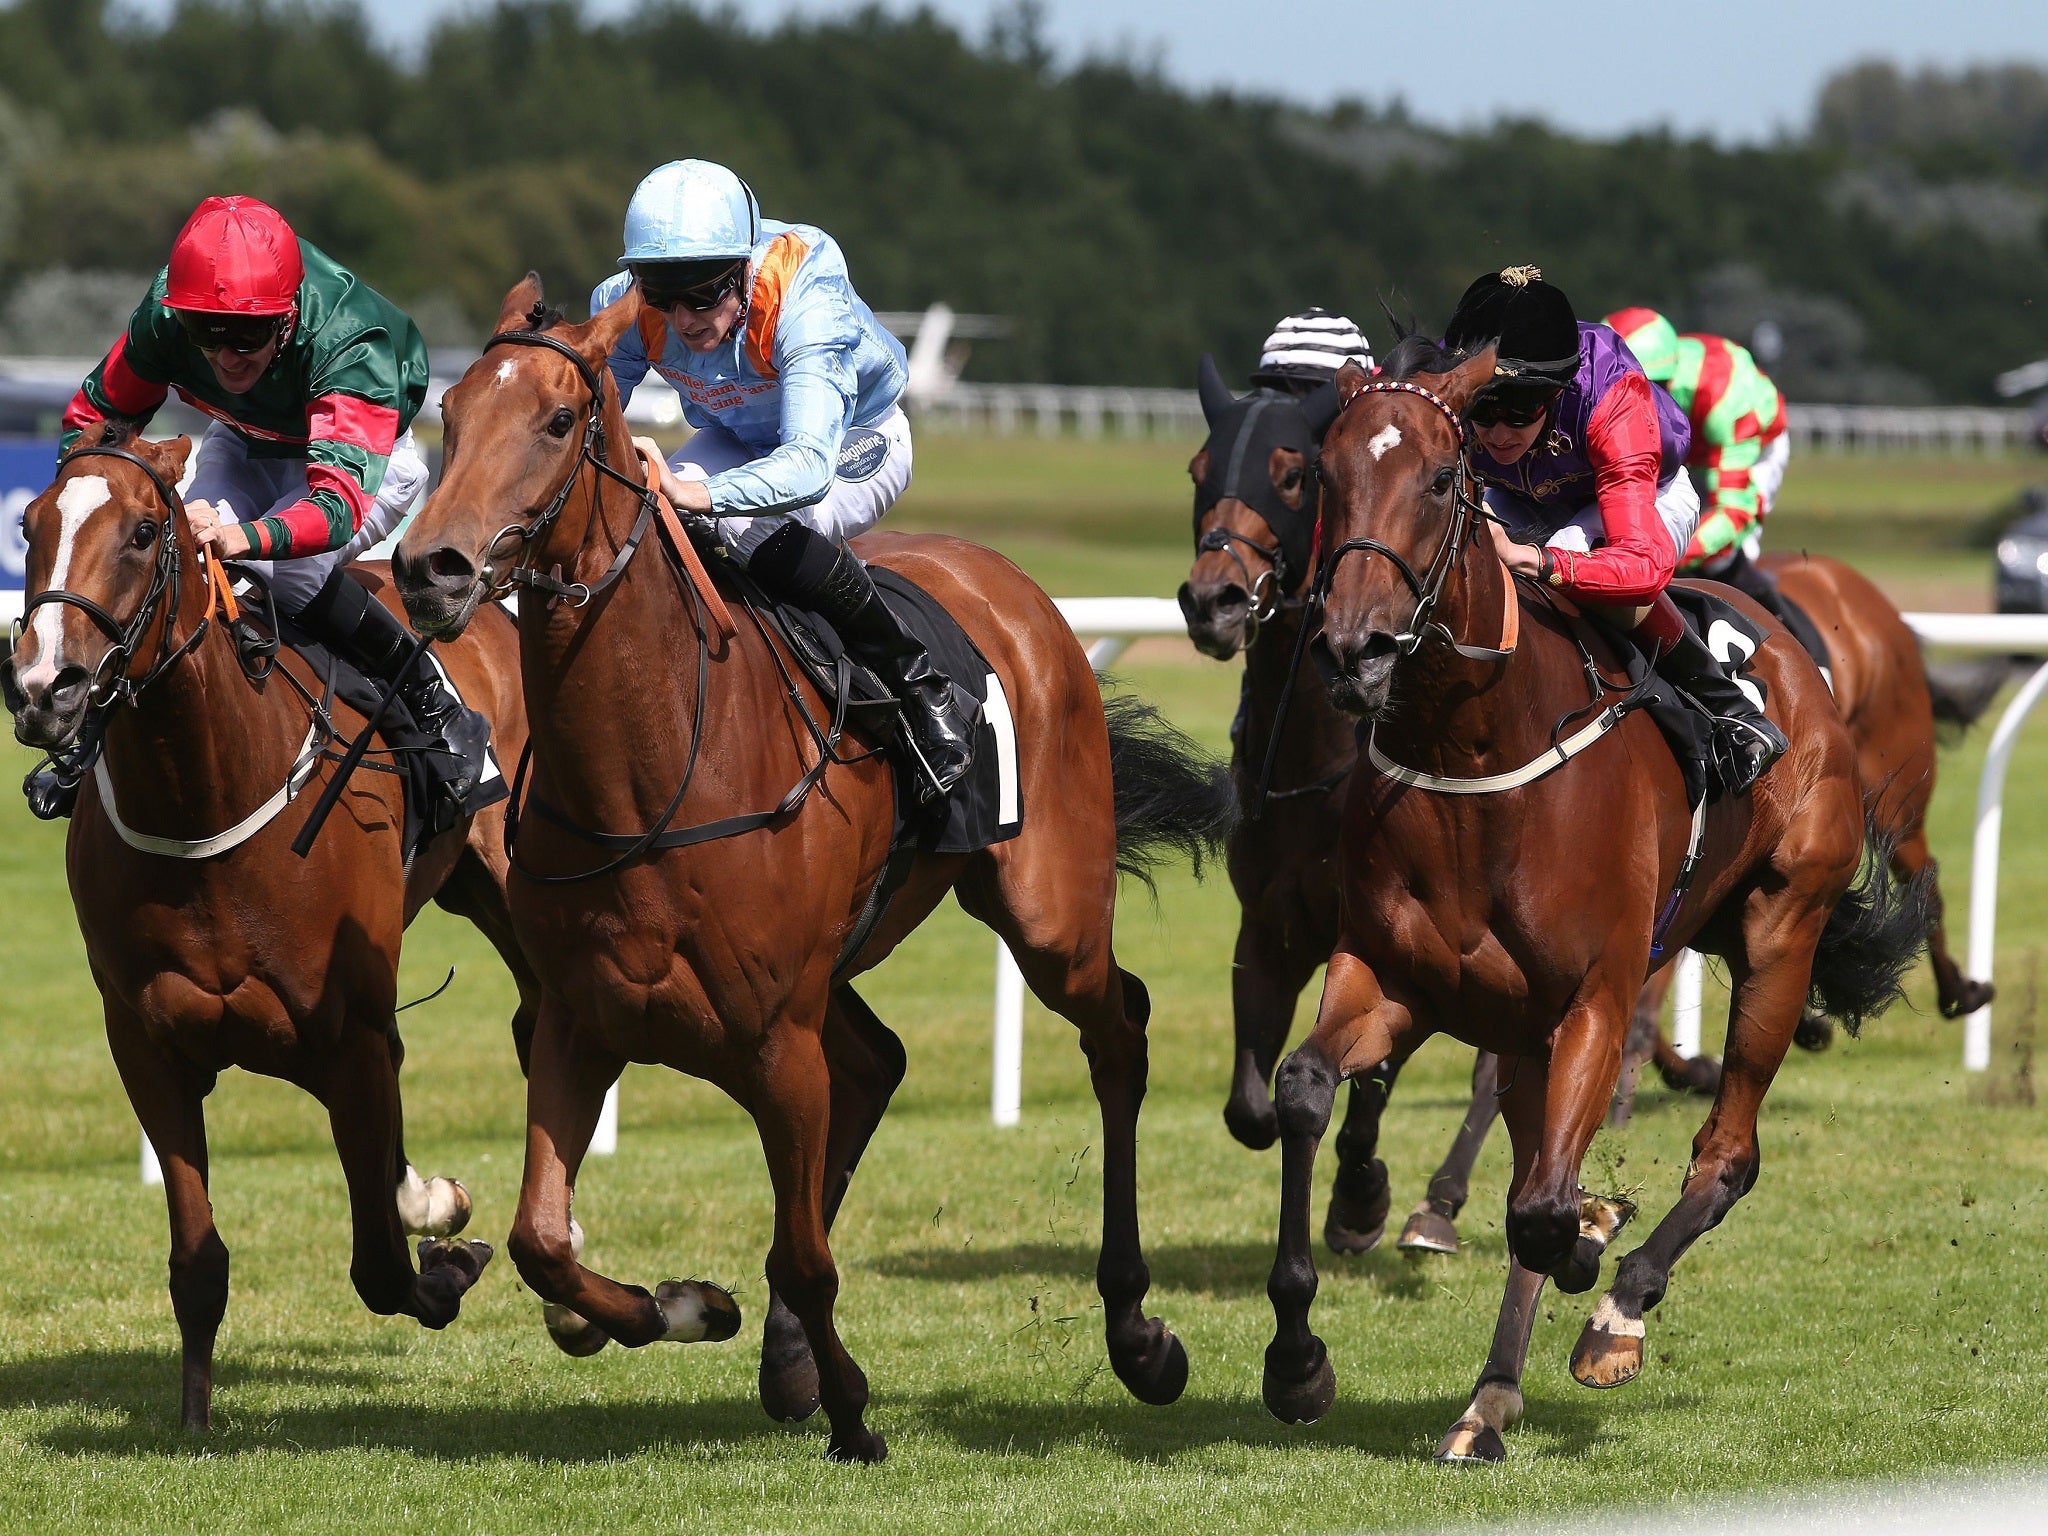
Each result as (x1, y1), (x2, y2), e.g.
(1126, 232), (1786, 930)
(1398, 1050), (1502, 1255)
(1572, 924), (1818, 1391)
(106, 1001), (229, 1431)
(759, 984), (907, 1426)
(1896, 834), (1993, 1020)
(506, 995), (740, 1358)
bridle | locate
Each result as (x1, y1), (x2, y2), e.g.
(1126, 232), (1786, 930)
(1194, 520), (1296, 633)
(17, 444), (218, 715)
(471, 316), (672, 609)
(1317, 377), (1507, 663)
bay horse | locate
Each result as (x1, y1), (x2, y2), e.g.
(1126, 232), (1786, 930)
(389, 277), (1230, 1463)
(2, 426), (531, 1431)
(1260, 348), (1926, 1462)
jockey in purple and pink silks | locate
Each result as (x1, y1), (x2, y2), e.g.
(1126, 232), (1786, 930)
(1457, 266), (1789, 794)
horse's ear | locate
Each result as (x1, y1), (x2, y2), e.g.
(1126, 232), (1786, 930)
(136, 435), (193, 484)
(495, 272), (545, 336)
(1432, 346), (1498, 412)
(1197, 353), (1235, 425)
(567, 282), (642, 371)
(1300, 380), (1341, 442)
(1333, 361), (1370, 404)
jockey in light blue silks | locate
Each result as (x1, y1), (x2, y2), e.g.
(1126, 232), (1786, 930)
(592, 159), (973, 797)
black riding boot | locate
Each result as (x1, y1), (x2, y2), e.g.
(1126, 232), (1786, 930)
(750, 521), (975, 800)
(294, 566), (493, 826)
(1646, 599), (1790, 798)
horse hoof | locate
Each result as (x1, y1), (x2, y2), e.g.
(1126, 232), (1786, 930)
(1434, 1418), (1506, 1464)
(1112, 1324), (1189, 1406)
(418, 1236), (492, 1285)
(1570, 1322), (1644, 1389)
(1658, 1055), (1723, 1094)
(825, 1426), (889, 1464)
(1397, 1204), (1460, 1256)
(1551, 1236), (1604, 1296)
(543, 1301), (611, 1357)
(760, 1359), (821, 1423)
(1939, 979), (1994, 1020)
(1224, 1098), (1279, 1151)
(398, 1170), (474, 1239)
(1793, 1014), (1835, 1052)
(1324, 1157), (1391, 1256)
(1324, 1218), (1386, 1256)
(654, 1279), (742, 1343)
(1263, 1340), (1336, 1425)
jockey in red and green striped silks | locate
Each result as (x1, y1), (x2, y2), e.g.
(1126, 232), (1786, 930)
(1605, 308), (1789, 577)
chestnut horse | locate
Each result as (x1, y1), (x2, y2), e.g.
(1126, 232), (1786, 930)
(390, 278), (1229, 1463)
(1261, 350), (1926, 1462)
(2, 428), (531, 1431)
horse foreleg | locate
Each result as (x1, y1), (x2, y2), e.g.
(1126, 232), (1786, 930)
(1324, 1061), (1400, 1255)
(105, 1000), (227, 1432)
(1224, 921), (1320, 1151)
(1398, 1050), (1502, 1255)
(507, 994), (738, 1356)
(1573, 926), (1815, 1390)
(1505, 993), (1632, 1291)
(759, 986), (906, 1426)
(320, 1025), (492, 1329)
(750, 1017), (887, 1463)
(1264, 950), (1417, 1425)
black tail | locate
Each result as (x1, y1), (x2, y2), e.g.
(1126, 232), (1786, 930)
(1103, 692), (1236, 892)
(1808, 812), (1935, 1036)
(1922, 654), (2007, 743)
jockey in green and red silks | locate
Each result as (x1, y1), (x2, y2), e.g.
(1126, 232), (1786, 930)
(54, 195), (491, 826)
(1456, 266), (1788, 795)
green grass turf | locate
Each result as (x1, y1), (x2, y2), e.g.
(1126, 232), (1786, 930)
(2, 435), (2047, 1530)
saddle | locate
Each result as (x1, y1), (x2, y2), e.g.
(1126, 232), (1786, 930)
(228, 571), (506, 858)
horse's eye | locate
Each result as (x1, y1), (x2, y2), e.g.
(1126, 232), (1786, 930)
(131, 521), (158, 549)
(1431, 467), (1455, 496)
(547, 407), (576, 439)
(1280, 468), (1303, 491)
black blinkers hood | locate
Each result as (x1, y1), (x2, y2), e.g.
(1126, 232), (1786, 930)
(1192, 352), (1340, 589)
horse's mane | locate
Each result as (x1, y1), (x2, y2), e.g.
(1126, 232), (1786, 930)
(1379, 324), (1484, 383)
(522, 297), (567, 333)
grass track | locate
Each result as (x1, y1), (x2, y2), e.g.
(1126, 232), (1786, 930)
(1, 437), (2046, 1530)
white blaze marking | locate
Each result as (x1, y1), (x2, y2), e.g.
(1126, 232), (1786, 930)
(20, 475), (113, 693)
(1367, 425), (1402, 461)
(495, 359), (517, 384)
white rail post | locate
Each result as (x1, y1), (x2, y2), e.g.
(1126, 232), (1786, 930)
(993, 939), (1025, 1127)
(1964, 658), (2048, 1071)
(1672, 948), (1704, 1059)
(140, 1133), (163, 1186)
(590, 1080), (620, 1155)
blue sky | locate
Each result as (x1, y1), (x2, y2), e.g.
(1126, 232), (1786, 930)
(122, 0), (2048, 141)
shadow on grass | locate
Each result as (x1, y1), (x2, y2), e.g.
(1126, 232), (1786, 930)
(866, 1238), (1476, 1301)
(0, 1345), (1684, 1467)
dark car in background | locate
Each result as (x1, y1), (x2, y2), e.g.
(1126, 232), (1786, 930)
(1995, 487), (2048, 613)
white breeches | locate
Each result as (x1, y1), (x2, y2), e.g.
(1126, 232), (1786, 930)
(669, 406), (913, 564)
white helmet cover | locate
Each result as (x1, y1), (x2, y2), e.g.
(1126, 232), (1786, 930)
(621, 159), (762, 265)
(1252, 308), (1374, 385)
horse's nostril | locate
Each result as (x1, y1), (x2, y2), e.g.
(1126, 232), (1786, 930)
(426, 547), (476, 585)
(46, 665), (90, 709)
(1359, 632), (1398, 663)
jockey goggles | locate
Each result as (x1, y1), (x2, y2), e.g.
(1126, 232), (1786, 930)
(1466, 376), (1563, 429)
(633, 258), (748, 313)
(174, 309), (287, 356)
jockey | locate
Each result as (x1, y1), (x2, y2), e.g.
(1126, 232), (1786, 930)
(1603, 307), (1795, 620)
(55, 195), (490, 823)
(1454, 266), (1788, 794)
(593, 159), (973, 799)
(1249, 309), (1374, 393)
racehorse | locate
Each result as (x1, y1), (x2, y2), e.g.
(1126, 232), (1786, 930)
(1260, 348), (1926, 1461)
(389, 276), (1231, 1463)
(2, 427), (529, 1431)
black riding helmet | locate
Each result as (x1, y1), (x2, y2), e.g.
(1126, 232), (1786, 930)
(1444, 265), (1581, 420)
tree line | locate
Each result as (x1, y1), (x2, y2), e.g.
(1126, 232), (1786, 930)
(0, 0), (2043, 403)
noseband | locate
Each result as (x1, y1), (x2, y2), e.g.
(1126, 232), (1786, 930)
(1319, 379), (1502, 661)
(18, 444), (213, 711)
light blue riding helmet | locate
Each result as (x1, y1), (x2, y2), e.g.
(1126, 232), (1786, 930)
(620, 159), (762, 265)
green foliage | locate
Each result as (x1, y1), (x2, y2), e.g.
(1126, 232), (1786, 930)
(0, 2), (2042, 399)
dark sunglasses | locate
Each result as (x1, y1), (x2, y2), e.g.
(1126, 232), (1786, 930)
(1467, 393), (1557, 429)
(175, 311), (283, 356)
(635, 261), (746, 313)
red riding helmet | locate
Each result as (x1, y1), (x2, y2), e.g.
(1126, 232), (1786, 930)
(164, 196), (304, 316)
